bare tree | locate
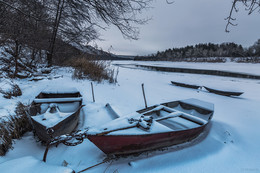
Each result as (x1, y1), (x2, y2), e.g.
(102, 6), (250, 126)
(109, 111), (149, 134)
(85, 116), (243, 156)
(45, 0), (152, 66)
(1, 0), (152, 67)
(0, 0), (49, 77)
(226, 0), (260, 32)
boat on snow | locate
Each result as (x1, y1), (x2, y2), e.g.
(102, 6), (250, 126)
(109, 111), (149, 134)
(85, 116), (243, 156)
(170, 81), (243, 97)
(203, 86), (243, 96)
(28, 87), (83, 142)
(87, 98), (214, 155)
(171, 81), (200, 89)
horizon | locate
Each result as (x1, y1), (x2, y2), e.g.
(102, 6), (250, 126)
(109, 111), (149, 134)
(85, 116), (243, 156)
(112, 40), (256, 57)
(93, 0), (260, 56)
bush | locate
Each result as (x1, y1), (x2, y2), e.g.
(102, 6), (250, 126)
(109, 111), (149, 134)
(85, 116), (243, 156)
(66, 56), (119, 83)
(0, 83), (22, 99)
(0, 102), (32, 156)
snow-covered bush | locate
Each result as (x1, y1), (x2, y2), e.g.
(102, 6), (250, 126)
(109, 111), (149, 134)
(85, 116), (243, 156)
(0, 102), (32, 156)
(0, 82), (22, 99)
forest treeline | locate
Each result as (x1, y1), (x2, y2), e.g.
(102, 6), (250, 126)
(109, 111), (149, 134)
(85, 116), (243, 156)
(134, 40), (260, 62)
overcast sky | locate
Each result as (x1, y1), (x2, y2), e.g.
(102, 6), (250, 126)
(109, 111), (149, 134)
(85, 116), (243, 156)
(91, 0), (260, 56)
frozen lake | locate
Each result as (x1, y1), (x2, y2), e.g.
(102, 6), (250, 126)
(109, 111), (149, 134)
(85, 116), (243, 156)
(0, 61), (260, 172)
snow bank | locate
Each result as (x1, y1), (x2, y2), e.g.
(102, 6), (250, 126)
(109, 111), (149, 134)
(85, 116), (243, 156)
(0, 156), (73, 173)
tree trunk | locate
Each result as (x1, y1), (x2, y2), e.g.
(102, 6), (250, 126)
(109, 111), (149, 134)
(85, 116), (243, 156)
(47, 0), (65, 67)
(14, 40), (19, 77)
(29, 48), (36, 67)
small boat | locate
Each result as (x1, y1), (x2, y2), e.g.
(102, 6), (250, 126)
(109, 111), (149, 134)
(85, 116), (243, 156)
(87, 98), (214, 155)
(28, 87), (83, 142)
(171, 81), (200, 89)
(203, 86), (243, 96)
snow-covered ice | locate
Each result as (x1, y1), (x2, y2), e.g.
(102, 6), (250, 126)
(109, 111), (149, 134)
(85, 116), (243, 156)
(0, 61), (260, 172)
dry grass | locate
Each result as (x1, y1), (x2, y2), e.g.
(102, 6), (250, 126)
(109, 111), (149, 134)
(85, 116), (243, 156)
(0, 102), (32, 156)
(66, 56), (119, 83)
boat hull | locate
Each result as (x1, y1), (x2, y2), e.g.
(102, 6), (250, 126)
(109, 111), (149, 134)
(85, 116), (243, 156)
(171, 81), (200, 89)
(204, 86), (243, 96)
(29, 87), (83, 142)
(31, 107), (82, 142)
(87, 124), (207, 155)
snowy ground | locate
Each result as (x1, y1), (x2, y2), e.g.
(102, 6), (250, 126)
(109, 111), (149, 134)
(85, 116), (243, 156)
(0, 61), (260, 173)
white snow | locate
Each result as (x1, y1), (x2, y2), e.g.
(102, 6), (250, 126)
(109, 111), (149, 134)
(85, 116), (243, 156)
(41, 86), (80, 94)
(0, 156), (73, 173)
(39, 102), (80, 113)
(1, 61), (260, 172)
(180, 98), (214, 111)
(87, 112), (174, 135)
(33, 97), (82, 103)
(31, 105), (74, 128)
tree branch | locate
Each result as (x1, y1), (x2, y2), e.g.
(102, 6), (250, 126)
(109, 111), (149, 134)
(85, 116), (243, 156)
(0, 0), (40, 21)
(225, 0), (238, 32)
(226, 0), (260, 32)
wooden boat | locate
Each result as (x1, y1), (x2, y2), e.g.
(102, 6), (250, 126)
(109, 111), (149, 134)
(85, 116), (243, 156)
(87, 98), (214, 155)
(28, 87), (83, 142)
(171, 81), (200, 89)
(203, 86), (243, 96)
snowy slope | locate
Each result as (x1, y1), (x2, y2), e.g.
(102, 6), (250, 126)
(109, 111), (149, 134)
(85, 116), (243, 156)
(0, 62), (260, 172)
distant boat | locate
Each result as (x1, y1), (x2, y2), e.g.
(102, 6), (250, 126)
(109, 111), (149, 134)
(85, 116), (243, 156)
(87, 98), (214, 155)
(28, 87), (83, 142)
(203, 86), (243, 96)
(171, 81), (200, 89)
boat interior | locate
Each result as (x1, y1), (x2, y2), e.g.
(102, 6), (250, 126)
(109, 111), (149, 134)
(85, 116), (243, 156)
(136, 100), (214, 131)
(29, 95), (82, 116)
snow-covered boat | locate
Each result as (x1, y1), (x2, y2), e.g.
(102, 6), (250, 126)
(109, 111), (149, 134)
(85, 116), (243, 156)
(171, 81), (200, 89)
(87, 98), (214, 155)
(28, 87), (83, 142)
(203, 86), (243, 96)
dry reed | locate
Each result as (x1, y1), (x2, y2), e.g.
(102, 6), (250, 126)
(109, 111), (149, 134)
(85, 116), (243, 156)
(0, 102), (32, 156)
(66, 56), (119, 83)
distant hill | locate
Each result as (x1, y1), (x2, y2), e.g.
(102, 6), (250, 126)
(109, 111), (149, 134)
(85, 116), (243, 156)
(113, 55), (135, 60)
(74, 44), (133, 60)
(134, 40), (260, 63)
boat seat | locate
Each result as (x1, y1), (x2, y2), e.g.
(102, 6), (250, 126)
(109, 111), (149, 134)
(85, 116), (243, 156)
(33, 97), (82, 103)
(160, 106), (207, 125)
(140, 104), (207, 125)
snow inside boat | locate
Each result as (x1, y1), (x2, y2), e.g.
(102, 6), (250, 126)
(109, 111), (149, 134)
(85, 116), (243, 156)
(28, 87), (83, 142)
(87, 98), (214, 155)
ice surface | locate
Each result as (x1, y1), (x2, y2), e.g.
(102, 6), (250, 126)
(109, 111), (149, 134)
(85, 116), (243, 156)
(113, 61), (260, 75)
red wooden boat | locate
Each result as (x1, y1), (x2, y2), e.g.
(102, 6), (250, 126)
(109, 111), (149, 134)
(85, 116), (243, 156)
(87, 98), (214, 155)
(28, 87), (83, 142)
